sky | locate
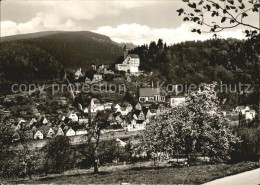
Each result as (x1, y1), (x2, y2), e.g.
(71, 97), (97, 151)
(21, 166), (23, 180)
(1, 0), (259, 45)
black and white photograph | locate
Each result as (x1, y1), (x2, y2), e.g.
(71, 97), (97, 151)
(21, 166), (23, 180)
(0, 0), (259, 184)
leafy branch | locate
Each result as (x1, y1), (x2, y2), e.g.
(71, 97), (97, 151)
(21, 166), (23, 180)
(177, 0), (260, 36)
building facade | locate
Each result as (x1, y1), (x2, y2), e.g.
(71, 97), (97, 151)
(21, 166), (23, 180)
(115, 46), (140, 73)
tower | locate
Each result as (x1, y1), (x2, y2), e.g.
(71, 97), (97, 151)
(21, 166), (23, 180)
(123, 45), (128, 59)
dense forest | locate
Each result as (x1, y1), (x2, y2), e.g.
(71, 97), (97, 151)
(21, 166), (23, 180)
(0, 31), (123, 81)
(130, 36), (260, 86)
(0, 31), (259, 106)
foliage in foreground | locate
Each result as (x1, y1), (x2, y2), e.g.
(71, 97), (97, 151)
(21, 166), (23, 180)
(41, 136), (72, 174)
(142, 83), (241, 163)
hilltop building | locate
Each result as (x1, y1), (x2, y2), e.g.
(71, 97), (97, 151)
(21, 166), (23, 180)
(115, 46), (140, 73)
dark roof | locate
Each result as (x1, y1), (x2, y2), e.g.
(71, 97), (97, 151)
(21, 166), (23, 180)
(128, 54), (139, 58)
(133, 110), (142, 116)
(149, 109), (157, 113)
(139, 88), (160, 97)
(136, 120), (144, 124)
(37, 125), (52, 135)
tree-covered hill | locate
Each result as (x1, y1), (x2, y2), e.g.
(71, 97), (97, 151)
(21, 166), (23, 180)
(0, 42), (62, 81)
(0, 31), (61, 42)
(130, 37), (260, 86)
(0, 31), (123, 73)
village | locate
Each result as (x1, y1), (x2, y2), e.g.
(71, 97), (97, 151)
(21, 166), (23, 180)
(0, 46), (257, 148)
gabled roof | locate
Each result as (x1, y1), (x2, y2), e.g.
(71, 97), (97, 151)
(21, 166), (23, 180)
(136, 120), (144, 124)
(128, 54), (139, 58)
(139, 88), (161, 97)
(248, 110), (256, 113)
(37, 125), (52, 136)
(38, 115), (46, 123)
(120, 107), (127, 111)
(133, 110), (142, 116)
(66, 111), (73, 118)
(236, 106), (249, 110)
(91, 98), (101, 105)
(66, 128), (75, 133)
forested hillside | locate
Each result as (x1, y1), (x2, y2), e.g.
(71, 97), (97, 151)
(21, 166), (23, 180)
(0, 31), (259, 106)
(130, 37), (260, 86)
(0, 31), (123, 81)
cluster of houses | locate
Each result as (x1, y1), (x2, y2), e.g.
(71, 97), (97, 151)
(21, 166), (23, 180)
(2, 90), (256, 143)
(2, 87), (186, 142)
(234, 105), (256, 121)
(74, 68), (104, 84)
(1, 45), (258, 146)
(108, 102), (162, 131)
(73, 45), (140, 84)
(4, 114), (89, 142)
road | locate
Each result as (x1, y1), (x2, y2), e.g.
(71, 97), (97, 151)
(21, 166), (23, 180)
(203, 168), (260, 185)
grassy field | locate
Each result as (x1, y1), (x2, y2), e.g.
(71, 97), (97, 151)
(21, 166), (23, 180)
(4, 161), (260, 184)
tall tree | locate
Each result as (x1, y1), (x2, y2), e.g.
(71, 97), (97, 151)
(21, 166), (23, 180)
(42, 136), (71, 173)
(157, 39), (164, 50)
(142, 83), (241, 164)
(75, 111), (110, 173)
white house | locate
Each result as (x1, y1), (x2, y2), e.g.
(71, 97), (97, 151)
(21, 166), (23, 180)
(92, 74), (103, 83)
(78, 117), (89, 124)
(135, 103), (142, 110)
(127, 119), (146, 131)
(66, 128), (76, 137)
(115, 46), (140, 73)
(85, 77), (92, 84)
(146, 109), (157, 119)
(39, 116), (48, 125)
(133, 114), (138, 120)
(90, 98), (105, 112)
(57, 127), (64, 136)
(67, 112), (78, 122)
(76, 129), (88, 136)
(116, 107), (129, 116)
(245, 110), (256, 120)
(46, 128), (55, 138)
(170, 97), (186, 107)
(29, 118), (37, 126)
(126, 103), (133, 112)
(75, 68), (83, 79)
(34, 130), (44, 140)
(139, 88), (165, 102)
(84, 100), (112, 113)
(235, 106), (250, 115)
(104, 103), (113, 110)
(116, 138), (127, 147)
(138, 111), (145, 121)
(114, 104), (121, 110)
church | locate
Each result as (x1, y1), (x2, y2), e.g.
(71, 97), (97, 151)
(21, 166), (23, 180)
(115, 46), (140, 73)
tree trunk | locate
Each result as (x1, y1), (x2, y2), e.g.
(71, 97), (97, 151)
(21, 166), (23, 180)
(93, 150), (99, 173)
(94, 161), (98, 173)
(186, 153), (190, 165)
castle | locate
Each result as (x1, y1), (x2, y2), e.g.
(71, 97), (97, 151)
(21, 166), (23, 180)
(115, 46), (140, 73)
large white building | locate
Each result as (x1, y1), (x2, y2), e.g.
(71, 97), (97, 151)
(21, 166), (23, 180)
(115, 46), (140, 73)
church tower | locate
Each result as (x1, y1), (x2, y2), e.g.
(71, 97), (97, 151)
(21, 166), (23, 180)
(123, 45), (128, 59)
